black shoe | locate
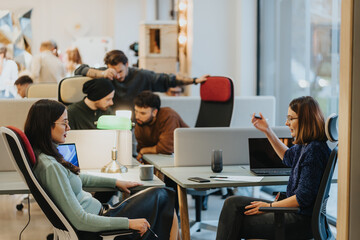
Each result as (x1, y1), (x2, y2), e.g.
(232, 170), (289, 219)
(46, 233), (54, 240)
(221, 188), (234, 199)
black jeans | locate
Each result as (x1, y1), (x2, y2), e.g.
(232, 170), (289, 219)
(216, 196), (313, 240)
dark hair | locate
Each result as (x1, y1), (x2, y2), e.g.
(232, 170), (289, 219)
(134, 91), (161, 111)
(289, 96), (327, 144)
(14, 75), (33, 86)
(104, 50), (128, 66)
(24, 99), (79, 174)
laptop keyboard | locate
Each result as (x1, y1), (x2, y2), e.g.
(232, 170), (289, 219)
(253, 168), (291, 176)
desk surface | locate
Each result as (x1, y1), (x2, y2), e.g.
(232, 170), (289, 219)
(0, 166), (164, 195)
(143, 154), (174, 169)
(161, 165), (289, 189)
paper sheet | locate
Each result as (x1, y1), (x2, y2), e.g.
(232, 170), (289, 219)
(212, 175), (263, 182)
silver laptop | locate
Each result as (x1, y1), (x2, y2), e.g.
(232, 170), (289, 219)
(248, 138), (293, 176)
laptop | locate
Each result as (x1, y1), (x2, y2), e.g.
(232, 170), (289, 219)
(248, 138), (293, 176)
(57, 143), (79, 167)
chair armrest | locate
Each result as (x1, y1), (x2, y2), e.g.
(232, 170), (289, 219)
(99, 229), (137, 237)
(259, 207), (300, 213)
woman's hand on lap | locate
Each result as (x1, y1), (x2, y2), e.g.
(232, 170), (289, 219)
(129, 219), (150, 236)
(116, 180), (143, 194)
(244, 201), (270, 215)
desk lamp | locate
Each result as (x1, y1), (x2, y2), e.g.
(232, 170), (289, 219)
(97, 114), (132, 173)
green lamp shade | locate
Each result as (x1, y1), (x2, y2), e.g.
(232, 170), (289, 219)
(97, 116), (131, 130)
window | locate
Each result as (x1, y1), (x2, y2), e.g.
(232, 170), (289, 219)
(257, 0), (341, 125)
(257, 0), (340, 223)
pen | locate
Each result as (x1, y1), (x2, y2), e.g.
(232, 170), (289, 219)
(148, 227), (158, 238)
(210, 176), (228, 178)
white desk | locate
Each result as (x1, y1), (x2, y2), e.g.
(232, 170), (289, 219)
(0, 166), (165, 195)
(142, 154), (289, 240)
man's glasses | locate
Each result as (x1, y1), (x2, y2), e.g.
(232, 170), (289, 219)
(286, 116), (298, 122)
(54, 120), (70, 127)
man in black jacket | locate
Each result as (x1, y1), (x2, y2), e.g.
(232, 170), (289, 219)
(75, 50), (208, 111)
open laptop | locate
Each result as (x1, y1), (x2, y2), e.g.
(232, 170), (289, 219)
(248, 138), (293, 176)
(57, 143), (79, 167)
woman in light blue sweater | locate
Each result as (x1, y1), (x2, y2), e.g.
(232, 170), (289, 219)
(25, 99), (179, 240)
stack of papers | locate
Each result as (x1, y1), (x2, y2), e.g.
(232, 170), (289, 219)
(212, 175), (263, 182)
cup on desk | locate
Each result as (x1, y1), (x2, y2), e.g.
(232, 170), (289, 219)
(139, 165), (154, 181)
(211, 149), (223, 173)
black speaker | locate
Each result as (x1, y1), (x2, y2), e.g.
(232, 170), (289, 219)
(211, 149), (223, 173)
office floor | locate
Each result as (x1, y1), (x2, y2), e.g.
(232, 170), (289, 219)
(0, 189), (337, 240)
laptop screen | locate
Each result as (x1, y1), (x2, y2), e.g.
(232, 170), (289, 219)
(57, 143), (79, 167)
(248, 138), (293, 169)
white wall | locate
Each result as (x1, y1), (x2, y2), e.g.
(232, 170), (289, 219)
(2, 0), (258, 93)
(188, 0), (257, 96)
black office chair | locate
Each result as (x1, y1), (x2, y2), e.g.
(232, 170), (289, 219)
(259, 113), (338, 240)
(188, 76), (234, 233)
(0, 126), (136, 240)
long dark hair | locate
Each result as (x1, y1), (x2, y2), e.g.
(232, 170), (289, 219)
(24, 99), (79, 174)
(289, 96), (327, 144)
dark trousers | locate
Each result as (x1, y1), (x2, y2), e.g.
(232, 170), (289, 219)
(216, 196), (313, 240)
(101, 187), (175, 240)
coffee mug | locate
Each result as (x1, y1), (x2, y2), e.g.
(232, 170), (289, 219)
(211, 149), (223, 173)
(139, 165), (154, 181)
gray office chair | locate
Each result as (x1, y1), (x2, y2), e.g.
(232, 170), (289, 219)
(259, 113), (338, 240)
(1, 126), (136, 240)
(58, 76), (91, 105)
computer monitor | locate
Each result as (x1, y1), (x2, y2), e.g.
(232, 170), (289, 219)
(57, 143), (79, 167)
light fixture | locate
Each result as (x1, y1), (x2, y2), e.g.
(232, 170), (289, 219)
(97, 114), (132, 173)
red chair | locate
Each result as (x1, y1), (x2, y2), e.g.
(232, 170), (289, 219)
(189, 76), (234, 233)
(195, 76), (234, 127)
(0, 126), (135, 240)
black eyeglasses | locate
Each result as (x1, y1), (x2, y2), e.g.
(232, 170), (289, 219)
(286, 116), (298, 122)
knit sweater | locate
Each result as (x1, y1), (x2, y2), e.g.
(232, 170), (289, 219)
(33, 153), (129, 231)
(283, 141), (330, 216)
(135, 107), (188, 154)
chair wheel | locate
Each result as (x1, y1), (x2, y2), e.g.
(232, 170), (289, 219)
(16, 203), (24, 211)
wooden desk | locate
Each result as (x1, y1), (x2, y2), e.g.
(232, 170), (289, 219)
(0, 166), (165, 195)
(143, 154), (289, 240)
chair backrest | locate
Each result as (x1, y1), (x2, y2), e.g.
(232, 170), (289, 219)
(311, 114), (338, 240)
(0, 126), (78, 239)
(26, 83), (58, 98)
(195, 76), (234, 127)
(58, 76), (92, 105)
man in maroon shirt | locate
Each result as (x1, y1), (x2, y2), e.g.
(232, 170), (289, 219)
(134, 91), (188, 161)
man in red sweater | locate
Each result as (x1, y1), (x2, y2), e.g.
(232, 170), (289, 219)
(134, 90), (188, 161)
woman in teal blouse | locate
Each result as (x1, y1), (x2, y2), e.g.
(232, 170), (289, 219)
(25, 99), (179, 240)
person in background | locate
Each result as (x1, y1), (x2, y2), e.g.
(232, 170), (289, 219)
(216, 96), (331, 240)
(75, 50), (209, 111)
(67, 78), (114, 129)
(30, 41), (65, 83)
(134, 91), (188, 161)
(65, 47), (82, 77)
(166, 86), (184, 96)
(14, 75), (33, 98)
(25, 99), (180, 240)
(0, 46), (18, 98)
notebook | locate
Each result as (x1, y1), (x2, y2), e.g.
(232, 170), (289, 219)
(248, 138), (293, 176)
(57, 143), (79, 167)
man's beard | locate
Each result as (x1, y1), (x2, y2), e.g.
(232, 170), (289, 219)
(136, 115), (154, 126)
